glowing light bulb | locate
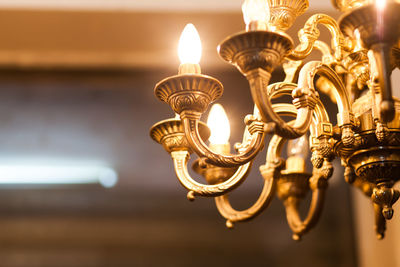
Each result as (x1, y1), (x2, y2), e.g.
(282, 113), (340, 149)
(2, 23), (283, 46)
(376, 0), (386, 11)
(286, 135), (309, 173)
(242, 0), (269, 29)
(287, 135), (309, 159)
(207, 104), (230, 144)
(354, 29), (363, 51)
(178, 23), (202, 64)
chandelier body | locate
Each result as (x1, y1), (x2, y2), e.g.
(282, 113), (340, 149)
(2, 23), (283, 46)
(150, 0), (400, 240)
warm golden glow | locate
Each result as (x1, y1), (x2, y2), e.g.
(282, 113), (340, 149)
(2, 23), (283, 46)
(178, 23), (202, 64)
(207, 104), (230, 144)
(376, 0), (386, 10)
(241, 0), (270, 26)
(354, 29), (363, 51)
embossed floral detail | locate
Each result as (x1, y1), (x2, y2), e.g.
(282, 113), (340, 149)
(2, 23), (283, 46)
(218, 31), (293, 74)
(162, 135), (190, 153)
(169, 92), (211, 114)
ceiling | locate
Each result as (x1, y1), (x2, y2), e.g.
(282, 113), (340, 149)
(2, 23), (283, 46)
(0, 1), (339, 69)
(0, 0), (332, 11)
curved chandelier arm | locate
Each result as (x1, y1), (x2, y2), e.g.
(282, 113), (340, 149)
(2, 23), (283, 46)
(214, 174), (276, 228)
(171, 150), (252, 199)
(283, 168), (329, 240)
(298, 62), (351, 116)
(179, 111), (266, 167)
(266, 101), (332, 239)
(313, 41), (335, 65)
(268, 82), (330, 125)
(298, 62), (355, 146)
(213, 104), (299, 227)
(287, 14), (350, 61)
(247, 62), (342, 140)
(247, 68), (317, 139)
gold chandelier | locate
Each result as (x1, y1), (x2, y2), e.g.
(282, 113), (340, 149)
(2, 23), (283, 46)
(150, 0), (400, 240)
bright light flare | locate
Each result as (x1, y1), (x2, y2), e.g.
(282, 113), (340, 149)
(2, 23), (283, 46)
(376, 0), (386, 11)
(207, 104), (230, 144)
(354, 29), (363, 50)
(242, 0), (270, 26)
(0, 165), (118, 188)
(178, 23), (202, 64)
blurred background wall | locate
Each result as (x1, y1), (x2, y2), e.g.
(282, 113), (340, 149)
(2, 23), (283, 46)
(0, 1), (396, 266)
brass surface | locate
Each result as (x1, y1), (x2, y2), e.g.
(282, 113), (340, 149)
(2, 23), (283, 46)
(150, 118), (210, 154)
(154, 74), (223, 114)
(267, 0), (309, 31)
(151, 0), (400, 240)
(332, 0), (372, 12)
(218, 30), (294, 74)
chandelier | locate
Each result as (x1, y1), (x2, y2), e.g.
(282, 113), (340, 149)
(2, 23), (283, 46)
(150, 0), (400, 240)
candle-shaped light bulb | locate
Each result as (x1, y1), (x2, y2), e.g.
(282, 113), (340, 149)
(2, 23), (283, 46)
(242, 0), (269, 31)
(207, 104), (230, 145)
(287, 135), (309, 159)
(286, 135), (309, 173)
(178, 23), (202, 65)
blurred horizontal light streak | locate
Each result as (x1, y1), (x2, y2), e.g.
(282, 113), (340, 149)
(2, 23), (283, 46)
(0, 165), (118, 188)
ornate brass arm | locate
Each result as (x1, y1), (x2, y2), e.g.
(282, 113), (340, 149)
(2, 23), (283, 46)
(247, 68), (318, 139)
(180, 110), (266, 167)
(282, 160), (331, 240)
(313, 40), (335, 65)
(213, 103), (296, 227)
(214, 99), (331, 232)
(171, 150), (252, 199)
(297, 61), (355, 146)
(287, 14), (351, 61)
(270, 98), (333, 239)
(282, 41), (333, 84)
(214, 172), (277, 228)
(213, 134), (284, 228)
(247, 61), (350, 141)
